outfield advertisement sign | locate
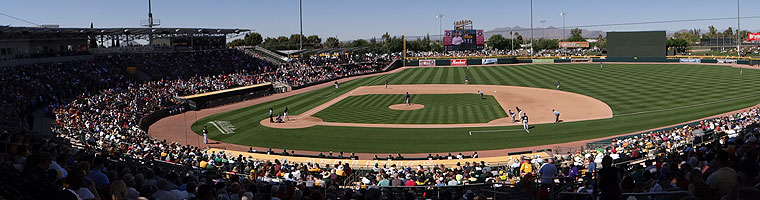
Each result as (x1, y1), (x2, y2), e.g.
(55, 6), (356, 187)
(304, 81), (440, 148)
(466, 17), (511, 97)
(749, 33), (760, 41)
(559, 41), (590, 48)
(419, 60), (436, 66)
(679, 58), (701, 63)
(482, 58), (497, 65)
(532, 59), (555, 63)
(451, 59), (468, 66)
(570, 58), (592, 63)
(717, 59), (737, 64)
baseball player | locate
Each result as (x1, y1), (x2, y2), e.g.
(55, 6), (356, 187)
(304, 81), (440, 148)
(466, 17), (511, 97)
(600, 62), (604, 69)
(269, 108), (274, 123)
(556, 81), (561, 91)
(202, 126), (208, 144)
(334, 81), (339, 88)
(516, 106), (523, 120)
(522, 113), (530, 133)
(467, 63), (470, 69)
(509, 110), (516, 122)
(406, 92), (411, 105)
(740, 66), (743, 75)
(465, 76), (469, 85)
(553, 109), (560, 123)
(385, 80), (388, 89)
(478, 90), (484, 99)
(284, 106), (289, 121)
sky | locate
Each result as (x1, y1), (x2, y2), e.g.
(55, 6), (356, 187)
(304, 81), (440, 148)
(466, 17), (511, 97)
(2, 0), (759, 40)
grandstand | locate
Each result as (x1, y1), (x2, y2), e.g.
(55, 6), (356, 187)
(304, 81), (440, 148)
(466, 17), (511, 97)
(4, 1), (760, 200)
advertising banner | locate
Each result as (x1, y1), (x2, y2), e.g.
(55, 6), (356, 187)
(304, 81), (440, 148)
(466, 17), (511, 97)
(419, 60), (436, 66)
(476, 30), (485, 45)
(482, 58), (497, 65)
(570, 58), (592, 63)
(559, 41), (590, 48)
(443, 30), (453, 45)
(532, 59), (555, 63)
(451, 59), (468, 66)
(679, 58), (701, 63)
(717, 59), (737, 64)
(749, 33), (760, 41)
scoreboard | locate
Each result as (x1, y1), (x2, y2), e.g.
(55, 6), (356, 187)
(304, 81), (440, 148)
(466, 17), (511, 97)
(444, 29), (485, 51)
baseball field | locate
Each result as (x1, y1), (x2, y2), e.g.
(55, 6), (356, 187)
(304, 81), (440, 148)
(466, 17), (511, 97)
(182, 63), (760, 153)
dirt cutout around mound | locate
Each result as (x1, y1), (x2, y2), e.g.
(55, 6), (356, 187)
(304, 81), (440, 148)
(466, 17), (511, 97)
(388, 104), (424, 110)
(259, 84), (613, 129)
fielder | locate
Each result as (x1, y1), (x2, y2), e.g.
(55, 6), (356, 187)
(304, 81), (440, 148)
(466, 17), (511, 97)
(334, 81), (339, 88)
(600, 62), (604, 69)
(509, 110), (516, 122)
(553, 109), (560, 123)
(556, 81), (561, 91)
(522, 113), (530, 133)
(406, 92), (411, 105)
(516, 106), (523, 120)
(465, 76), (469, 85)
(202, 126), (209, 144)
(385, 80), (388, 89)
(269, 108), (274, 123)
(284, 107), (289, 121)
(478, 90), (484, 99)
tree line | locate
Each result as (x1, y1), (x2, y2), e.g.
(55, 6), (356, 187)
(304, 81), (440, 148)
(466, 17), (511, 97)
(228, 32), (443, 54)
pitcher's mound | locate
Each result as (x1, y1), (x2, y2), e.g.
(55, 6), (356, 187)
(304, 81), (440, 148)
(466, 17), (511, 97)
(389, 104), (424, 110)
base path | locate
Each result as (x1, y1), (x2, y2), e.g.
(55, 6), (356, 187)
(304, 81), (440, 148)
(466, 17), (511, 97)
(260, 84), (613, 129)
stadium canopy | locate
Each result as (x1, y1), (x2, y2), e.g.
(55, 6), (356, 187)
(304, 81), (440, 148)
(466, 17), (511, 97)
(281, 47), (369, 56)
(0, 26), (249, 39)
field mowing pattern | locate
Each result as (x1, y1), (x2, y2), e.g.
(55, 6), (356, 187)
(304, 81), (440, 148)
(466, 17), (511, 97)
(190, 64), (760, 153)
(313, 94), (507, 124)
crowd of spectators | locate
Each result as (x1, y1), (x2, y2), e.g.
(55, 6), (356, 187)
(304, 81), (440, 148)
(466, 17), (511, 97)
(271, 54), (390, 87)
(4, 47), (760, 199)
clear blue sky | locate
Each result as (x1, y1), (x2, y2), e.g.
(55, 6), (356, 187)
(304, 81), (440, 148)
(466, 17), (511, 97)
(2, 0), (759, 40)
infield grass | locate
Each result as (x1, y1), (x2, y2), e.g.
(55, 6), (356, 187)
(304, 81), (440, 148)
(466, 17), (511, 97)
(191, 64), (760, 153)
(313, 94), (507, 124)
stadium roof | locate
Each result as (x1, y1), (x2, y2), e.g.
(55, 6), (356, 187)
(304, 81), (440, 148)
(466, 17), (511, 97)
(278, 47), (369, 55)
(0, 26), (249, 39)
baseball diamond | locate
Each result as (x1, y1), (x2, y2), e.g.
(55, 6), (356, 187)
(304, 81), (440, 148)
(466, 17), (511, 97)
(150, 63), (760, 153)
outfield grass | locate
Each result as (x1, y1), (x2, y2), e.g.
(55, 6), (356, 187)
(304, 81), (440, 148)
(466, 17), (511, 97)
(313, 94), (507, 124)
(191, 64), (760, 153)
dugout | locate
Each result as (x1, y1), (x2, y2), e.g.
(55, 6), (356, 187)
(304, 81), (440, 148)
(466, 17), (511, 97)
(607, 31), (666, 59)
(179, 82), (274, 110)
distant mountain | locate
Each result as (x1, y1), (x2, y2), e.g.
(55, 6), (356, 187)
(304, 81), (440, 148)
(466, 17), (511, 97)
(484, 26), (605, 40)
(404, 26), (606, 41)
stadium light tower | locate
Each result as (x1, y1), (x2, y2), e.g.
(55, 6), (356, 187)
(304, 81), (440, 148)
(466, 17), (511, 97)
(141, 0), (161, 45)
(299, 0), (303, 50)
(540, 20), (546, 39)
(436, 14), (445, 41)
(737, 0), (740, 57)
(530, 0), (534, 57)
(560, 12), (567, 40)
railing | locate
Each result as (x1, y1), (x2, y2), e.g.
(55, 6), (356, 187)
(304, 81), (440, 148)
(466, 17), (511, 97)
(620, 191), (692, 200)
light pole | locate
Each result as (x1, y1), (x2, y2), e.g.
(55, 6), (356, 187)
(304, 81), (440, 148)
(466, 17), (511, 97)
(299, 0), (303, 50)
(510, 30), (514, 53)
(540, 20), (546, 39)
(560, 12), (567, 41)
(530, 0), (534, 57)
(737, 0), (740, 57)
(436, 14), (445, 41)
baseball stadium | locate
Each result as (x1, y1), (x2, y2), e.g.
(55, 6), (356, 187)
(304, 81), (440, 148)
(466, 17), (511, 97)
(4, 1), (760, 199)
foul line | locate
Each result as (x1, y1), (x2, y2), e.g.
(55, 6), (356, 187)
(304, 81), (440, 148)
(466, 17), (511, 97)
(613, 93), (760, 117)
(208, 121), (228, 135)
(468, 129), (526, 135)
